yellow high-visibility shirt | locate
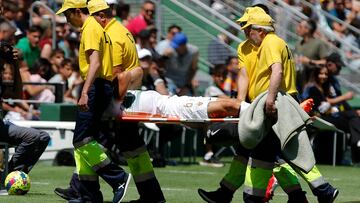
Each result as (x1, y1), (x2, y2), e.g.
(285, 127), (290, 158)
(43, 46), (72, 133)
(252, 33), (297, 100)
(79, 16), (113, 81)
(237, 40), (259, 102)
(104, 18), (139, 71)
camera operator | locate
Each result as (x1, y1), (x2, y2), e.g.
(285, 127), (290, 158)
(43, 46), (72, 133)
(0, 0), (50, 175)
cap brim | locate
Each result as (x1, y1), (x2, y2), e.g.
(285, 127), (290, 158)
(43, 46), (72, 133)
(241, 22), (251, 30)
(56, 6), (69, 15)
(170, 41), (179, 49)
(89, 5), (110, 15)
(236, 15), (248, 23)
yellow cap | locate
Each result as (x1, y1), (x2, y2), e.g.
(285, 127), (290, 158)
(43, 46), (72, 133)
(236, 7), (266, 23)
(240, 9), (273, 30)
(56, 0), (87, 15)
(87, 0), (109, 15)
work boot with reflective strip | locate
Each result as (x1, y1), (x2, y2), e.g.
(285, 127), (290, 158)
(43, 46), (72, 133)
(126, 149), (165, 202)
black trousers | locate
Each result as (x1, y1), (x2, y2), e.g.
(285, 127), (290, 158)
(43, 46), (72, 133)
(0, 120), (50, 174)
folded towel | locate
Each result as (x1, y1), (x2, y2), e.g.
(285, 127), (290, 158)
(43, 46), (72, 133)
(238, 91), (315, 172)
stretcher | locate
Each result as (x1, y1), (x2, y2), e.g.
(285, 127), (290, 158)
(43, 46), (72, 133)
(119, 112), (240, 123)
(3, 113), (342, 168)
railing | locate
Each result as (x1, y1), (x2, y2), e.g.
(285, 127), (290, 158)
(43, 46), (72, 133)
(229, 0), (301, 48)
(3, 81), (65, 103)
(173, 0), (243, 44)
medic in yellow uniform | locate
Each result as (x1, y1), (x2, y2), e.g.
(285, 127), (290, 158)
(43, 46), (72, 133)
(56, 1), (130, 202)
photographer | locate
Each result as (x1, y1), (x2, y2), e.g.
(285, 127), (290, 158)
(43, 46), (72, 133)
(0, 1), (50, 175)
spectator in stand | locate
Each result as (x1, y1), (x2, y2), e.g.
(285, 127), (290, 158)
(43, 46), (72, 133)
(2, 63), (40, 120)
(115, 2), (131, 26)
(0, 18), (16, 45)
(67, 61), (83, 102)
(14, 0), (30, 35)
(39, 19), (53, 60)
(138, 48), (168, 95)
(300, 0), (319, 21)
(222, 56), (239, 97)
(163, 32), (199, 96)
(324, 53), (354, 111)
(21, 58), (55, 104)
(207, 27), (237, 74)
(343, 18), (360, 71)
(155, 24), (181, 55)
(204, 65), (228, 99)
(126, 0), (155, 37)
(148, 26), (158, 50)
(136, 28), (161, 62)
(295, 19), (330, 94)
(2, 0), (22, 35)
(312, 0), (335, 41)
(105, 0), (118, 18)
(328, 0), (354, 37)
(49, 48), (65, 74)
(15, 25), (42, 69)
(49, 58), (76, 103)
(55, 22), (70, 57)
(65, 31), (80, 59)
(302, 64), (360, 165)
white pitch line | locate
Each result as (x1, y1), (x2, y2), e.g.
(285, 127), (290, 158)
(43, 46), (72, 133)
(31, 182), (50, 185)
(162, 170), (216, 175)
(127, 186), (191, 192)
(161, 187), (193, 191)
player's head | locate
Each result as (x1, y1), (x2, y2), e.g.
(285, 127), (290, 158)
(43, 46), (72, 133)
(56, 0), (88, 27)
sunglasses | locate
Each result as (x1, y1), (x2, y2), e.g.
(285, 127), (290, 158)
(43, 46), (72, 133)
(64, 10), (72, 19)
(145, 9), (155, 14)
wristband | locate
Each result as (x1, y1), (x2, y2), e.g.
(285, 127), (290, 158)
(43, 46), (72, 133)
(154, 78), (164, 86)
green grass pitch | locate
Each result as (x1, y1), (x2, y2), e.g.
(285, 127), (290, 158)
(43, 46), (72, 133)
(1, 160), (360, 202)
